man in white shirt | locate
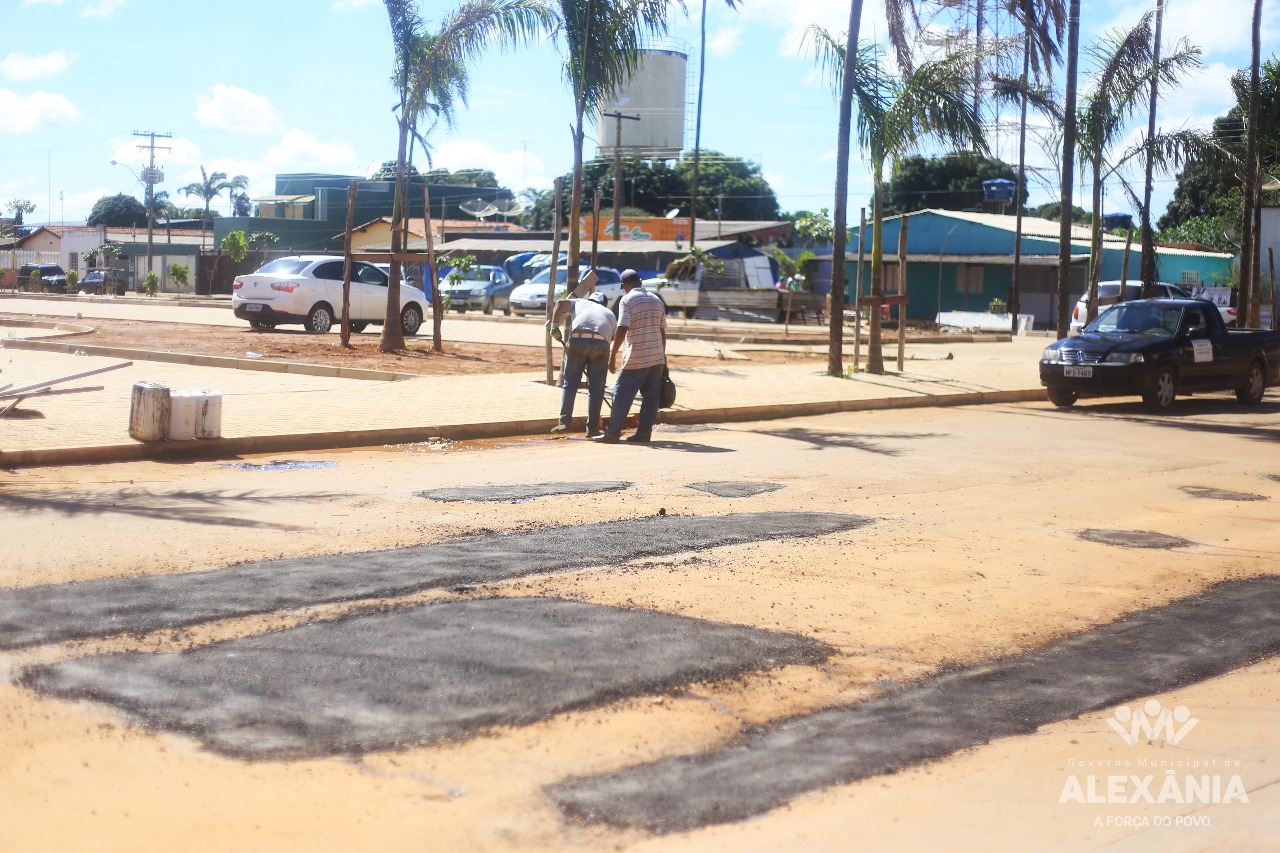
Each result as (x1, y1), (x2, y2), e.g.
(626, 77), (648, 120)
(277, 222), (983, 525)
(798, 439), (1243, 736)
(594, 270), (667, 444)
(548, 291), (617, 436)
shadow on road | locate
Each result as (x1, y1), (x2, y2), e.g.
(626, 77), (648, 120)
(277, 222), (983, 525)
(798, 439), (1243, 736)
(749, 426), (943, 455)
(0, 488), (344, 528)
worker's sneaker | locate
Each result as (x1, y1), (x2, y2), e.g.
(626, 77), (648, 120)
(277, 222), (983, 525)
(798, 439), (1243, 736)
(586, 427), (603, 438)
(550, 423), (569, 434)
(625, 432), (651, 444)
(592, 431), (620, 444)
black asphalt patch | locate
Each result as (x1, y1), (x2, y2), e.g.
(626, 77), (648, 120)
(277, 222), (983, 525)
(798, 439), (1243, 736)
(0, 512), (871, 649)
(416, 481), (631, 502)
(19, 598), (832, 760)
(1078, 529), (1193, 549)
(1182, 486), (1268, 502)
(226, 460), (338, 472)
(686, 481), (784, 498)
(548, 575), (1280, 834)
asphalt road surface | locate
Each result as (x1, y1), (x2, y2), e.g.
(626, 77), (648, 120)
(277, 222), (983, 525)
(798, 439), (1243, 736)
(2, 400), (1277, 851)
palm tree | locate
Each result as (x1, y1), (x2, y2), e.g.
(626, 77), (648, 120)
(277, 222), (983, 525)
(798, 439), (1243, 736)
(807, 32), (985, 375)
(1078, 13), (1199, 319)
(1054, 0), (1081, 339)
(179, 167), (244, 220)
(382, 0), (551, 353)
(1238, 0), (1263, 325)
(824, 0), (864, 377)
(1138, 0), (1166, 297)
(688, 0), (740, 252)
(550, 0), (675, 296)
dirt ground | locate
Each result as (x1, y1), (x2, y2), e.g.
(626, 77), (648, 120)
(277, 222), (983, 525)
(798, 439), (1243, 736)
(39, 315), (817, 375)
(1, 404), (1277, 851)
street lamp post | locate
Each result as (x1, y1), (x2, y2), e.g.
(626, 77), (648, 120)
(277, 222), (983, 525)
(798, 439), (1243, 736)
(111, 159), (162, 280)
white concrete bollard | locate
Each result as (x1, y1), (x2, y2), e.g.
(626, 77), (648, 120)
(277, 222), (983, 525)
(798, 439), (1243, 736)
(129, 382), (171, 442)
(168, 390), (222, 440)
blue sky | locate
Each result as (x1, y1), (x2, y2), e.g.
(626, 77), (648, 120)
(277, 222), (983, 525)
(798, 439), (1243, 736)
(2, 0), (1275, 228)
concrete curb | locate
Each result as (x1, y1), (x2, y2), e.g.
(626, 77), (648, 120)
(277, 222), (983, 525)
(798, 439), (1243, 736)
(0, 338), (420, 382)
(0, 388), (1048, 469)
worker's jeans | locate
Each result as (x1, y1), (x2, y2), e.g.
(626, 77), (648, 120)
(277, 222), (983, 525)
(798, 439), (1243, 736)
(559, 339), (609, 432)
(605, 363), (664, 439)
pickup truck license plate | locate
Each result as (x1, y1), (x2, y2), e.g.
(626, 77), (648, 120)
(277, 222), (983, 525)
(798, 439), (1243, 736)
(1063, 365), (1092, 378)
(244, 303), (263, 312)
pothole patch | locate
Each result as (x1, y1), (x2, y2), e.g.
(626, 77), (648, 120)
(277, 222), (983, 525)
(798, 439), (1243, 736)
(686, 481), (784, 499)
(547, 575), (1280, 834)
(0, 512), (873, 649)
(1077, 529), (1193, 549)
(417, 481), (631, 503)
(1181, 486), (1268, 502)
(20, 597), (832, 760)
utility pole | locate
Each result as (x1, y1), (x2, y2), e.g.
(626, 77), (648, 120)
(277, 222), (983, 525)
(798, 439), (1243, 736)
(134, 130), (172, 278)
(601, 111), (639, 242)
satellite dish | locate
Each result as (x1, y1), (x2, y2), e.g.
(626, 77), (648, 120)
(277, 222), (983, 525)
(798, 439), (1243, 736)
(459, 199), (500, 221)
(492, 199), (525, 218)
(665, 208), (680, 219)
(1263, 173), (1280, 192)
(1224, 226), (1242, 248)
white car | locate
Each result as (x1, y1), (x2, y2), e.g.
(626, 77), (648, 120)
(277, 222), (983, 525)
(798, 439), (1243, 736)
(232, 255), (428, 335)
(508, 266), (625, 316)
(1070, 282), (1193, 335)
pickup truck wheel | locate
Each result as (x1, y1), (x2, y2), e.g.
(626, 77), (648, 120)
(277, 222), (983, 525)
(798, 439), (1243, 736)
(1047, 388), (1078, 408)
(1143, 366), (1178, 411)
(306, 304), (335, 334)
(348, 321), (368, 333)
(401, 303), (423, 336)
(482, 298), (494, 315)
(1236, 360), (1266, 405)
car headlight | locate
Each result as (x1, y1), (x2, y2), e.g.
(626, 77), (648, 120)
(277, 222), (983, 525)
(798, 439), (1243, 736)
(471, 288), (487, 296)
(1105, 352), (1145, 364)
(1042, 347), (1061, 363)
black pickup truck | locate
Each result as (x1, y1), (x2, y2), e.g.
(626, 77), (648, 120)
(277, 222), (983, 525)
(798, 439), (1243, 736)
(1040, 297), (1280, 410)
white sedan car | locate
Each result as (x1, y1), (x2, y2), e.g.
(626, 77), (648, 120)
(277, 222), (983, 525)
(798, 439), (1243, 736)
(232, 255), (428, 335)
(508, 266), (624, 316)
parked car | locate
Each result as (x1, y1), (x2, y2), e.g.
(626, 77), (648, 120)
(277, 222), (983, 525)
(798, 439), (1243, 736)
(1067, 281), (1237, 334)
(18, 263), (67, 293)
(81, 269), (127, 296)
(508, 266), (625, 316)
(438, 264), (517, 314)
(1041, 297), (1280, 410)
(644, 275), (698, 317)
(231, 255), (428, 335)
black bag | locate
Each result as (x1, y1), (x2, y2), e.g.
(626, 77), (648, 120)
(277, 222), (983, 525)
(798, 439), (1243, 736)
(659, 367), (677, 409)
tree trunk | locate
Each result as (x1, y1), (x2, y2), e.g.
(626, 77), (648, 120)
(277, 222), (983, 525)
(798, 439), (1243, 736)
(567, 115), (584, 294)
(380, 114), (409, 352)
(1010, 0), (1031, 336)
(1139, 0), (1165, 297)
(423, 184), (443, 353)
(827, 0), (864, 376)
(1086, 154), (1104, 323)
(690, 0), (707, 252)
(867, 162), (886, 375)
(1056, 0), (1082, 339)
(1239, 0), (1263, 325)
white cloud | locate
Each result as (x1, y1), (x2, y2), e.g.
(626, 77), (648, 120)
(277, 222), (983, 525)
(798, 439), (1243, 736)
(737, 0), (882, 56)
(1, 51), (76, 81)
(21, 0), (64, 5)
(1100, 0), (1278, 60)
(332, 0), (379, 8)
(0, 89), (79, 132)
(195, 84), (280, 134)
(432, 139), (550, 192)
(708, 26), (743, 58)
(81, 0), (125, 17)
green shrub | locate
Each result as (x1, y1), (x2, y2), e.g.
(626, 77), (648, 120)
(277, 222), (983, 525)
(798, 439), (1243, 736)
(27, 269), (42, 292)
(169, 263), (190, 290)
(144, 270), (160, 296)
(65, 269), (79, 294)
(988, 298), (1007, 314)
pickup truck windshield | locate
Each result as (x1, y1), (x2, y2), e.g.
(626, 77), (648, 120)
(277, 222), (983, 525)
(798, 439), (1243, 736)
(1088, 304), (1184, 337)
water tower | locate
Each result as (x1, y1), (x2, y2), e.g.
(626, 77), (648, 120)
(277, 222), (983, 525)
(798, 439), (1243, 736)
(596, 47), (688, 160)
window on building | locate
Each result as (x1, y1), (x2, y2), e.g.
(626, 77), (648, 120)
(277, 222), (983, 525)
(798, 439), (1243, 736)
(1180, 271), (1201, 286)
(956, 264), (985, 293)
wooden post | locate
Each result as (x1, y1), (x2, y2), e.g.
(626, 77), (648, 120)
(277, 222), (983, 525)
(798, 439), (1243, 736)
(1120, 230), (1133, 286)
(1269, 248), (1277, 330)
(423, 184), (443, 352)
(546, 177), (563, 385)
(853, 207), (865, 372)
(590, 188), (601, 290)
(897, 216), (908, 371)
(340, 180), (358, 348)
(784, 289), (792, 338)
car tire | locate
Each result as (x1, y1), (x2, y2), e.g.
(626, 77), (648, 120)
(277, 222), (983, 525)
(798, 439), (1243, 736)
(503, 303), (512, 316)
(401, 303), (423, 336)
(306, 304), (335, 334)
(348, 321), (368, 333)
(249, 320), (275, 331)
(1047, 387), (1078, 408)
(1142, 365), (1178, 411)
(1236, 360), (1266, 405)
(482, 298), (494, 315)
(684, 307), (696, 319)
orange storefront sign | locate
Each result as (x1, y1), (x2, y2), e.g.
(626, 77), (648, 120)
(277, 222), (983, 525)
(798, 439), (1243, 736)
(578, 216), (691, 243)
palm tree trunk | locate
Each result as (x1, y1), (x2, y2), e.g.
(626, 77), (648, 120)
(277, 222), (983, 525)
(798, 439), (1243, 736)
(690, 0), (707, 252)
(828, 0), (864, 376)
(1086, 154), (1104, 322)
(1139, 0), (1165, 298)
(380, 115), (409, 352)
(567, 116), (585, 293)
(867, 161), (886, 375)
(1010, 0), (1032, 336)
(1239, 0), (1262, 325)
(1055, 0), (1082, 339)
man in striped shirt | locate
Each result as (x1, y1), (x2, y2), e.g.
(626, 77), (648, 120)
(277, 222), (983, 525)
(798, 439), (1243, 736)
(594, 269), (667, 444)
